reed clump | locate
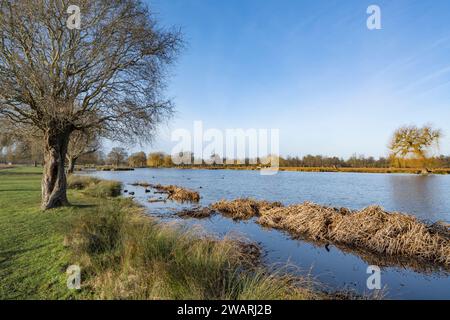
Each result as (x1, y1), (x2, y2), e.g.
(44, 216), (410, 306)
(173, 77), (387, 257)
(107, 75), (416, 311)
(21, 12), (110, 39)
(83, 180), (122, 198)
(177, 207), (214, 219)
(258, 202), (450, 267)
(151, 184), (200, 203)
(67, 175), (122, 198)
(67, 175), (100, 190)
(211, 198), (283, 220)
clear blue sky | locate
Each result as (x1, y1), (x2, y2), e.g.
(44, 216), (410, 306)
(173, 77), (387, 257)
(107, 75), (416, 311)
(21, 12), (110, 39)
(118, 0), (450, 158)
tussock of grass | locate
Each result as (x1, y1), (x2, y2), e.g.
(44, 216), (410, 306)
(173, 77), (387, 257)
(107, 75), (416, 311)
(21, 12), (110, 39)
(211, 198), (283, 220)
(68, 175), (121, 198)
(151, 184), (200, 203)
(83, 180), (122, 198)
(259, 203), (450, 268)
(66, 200), (321, 300)
(67, 175), (100, 190)
(177, 207), (214, 219)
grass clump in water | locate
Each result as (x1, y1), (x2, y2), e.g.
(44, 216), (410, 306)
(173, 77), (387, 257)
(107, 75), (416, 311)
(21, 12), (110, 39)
(151, 184), (200, 203)
(211, 198), (283, 220)
(208, 199), (450, 269)
(259, 202), (450, 268)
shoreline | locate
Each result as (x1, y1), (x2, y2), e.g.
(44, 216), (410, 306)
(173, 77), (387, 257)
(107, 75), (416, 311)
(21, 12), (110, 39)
(181, 166), (450, 175)
(127, 181), (450, 273)
(77, 165), (450, 175)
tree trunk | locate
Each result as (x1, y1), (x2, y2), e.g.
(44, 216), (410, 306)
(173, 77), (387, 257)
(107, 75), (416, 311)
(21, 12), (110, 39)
(41, 131), (71, 210)
(67, 156), (77, 175)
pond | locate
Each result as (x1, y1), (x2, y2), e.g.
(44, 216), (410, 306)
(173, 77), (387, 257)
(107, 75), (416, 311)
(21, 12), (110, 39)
(84, 168), (450, 299)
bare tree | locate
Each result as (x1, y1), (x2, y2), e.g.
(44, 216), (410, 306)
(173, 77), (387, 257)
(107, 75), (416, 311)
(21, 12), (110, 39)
(66, 129), (100, 174)
(127, 151), (146, 168)
(0, 0), (181, 209)
(389, 125), (442, 169)
(108, 147), (128, 167)
(0, 123), (43, 165)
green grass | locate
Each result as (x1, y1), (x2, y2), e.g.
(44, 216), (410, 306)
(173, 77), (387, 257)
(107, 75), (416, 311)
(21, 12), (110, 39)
(0, 167), (96, 299)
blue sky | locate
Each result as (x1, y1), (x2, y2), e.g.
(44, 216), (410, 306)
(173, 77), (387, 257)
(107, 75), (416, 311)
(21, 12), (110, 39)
(118, 0), (450, 158)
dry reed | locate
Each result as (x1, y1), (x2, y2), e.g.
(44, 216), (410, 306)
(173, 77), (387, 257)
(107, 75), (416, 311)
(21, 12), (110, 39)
(151, 184), (200, 203)
(211, 198), (283, 220)
(258, 202), (450, 267)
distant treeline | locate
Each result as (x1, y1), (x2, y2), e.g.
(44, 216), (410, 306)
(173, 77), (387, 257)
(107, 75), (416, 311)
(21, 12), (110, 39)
(2, 148), (450, 169)
(279, 154), (450, 168)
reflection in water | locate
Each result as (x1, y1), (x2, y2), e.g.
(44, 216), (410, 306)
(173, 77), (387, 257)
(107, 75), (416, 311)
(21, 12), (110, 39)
(389, 175), (444, 221)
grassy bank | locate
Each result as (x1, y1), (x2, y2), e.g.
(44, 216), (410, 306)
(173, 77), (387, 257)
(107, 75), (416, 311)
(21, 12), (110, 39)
(0, 168), (324, 300)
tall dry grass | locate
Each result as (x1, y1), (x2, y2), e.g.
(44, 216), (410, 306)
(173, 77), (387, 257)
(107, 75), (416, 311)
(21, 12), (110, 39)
(211, 198), (282, 220)
(209, 199), (450, 269)
(259, 203), (450, 267)
(151, 184), (200, 203)
(65, 199), (322, 300)
(67, 175), (122, 198)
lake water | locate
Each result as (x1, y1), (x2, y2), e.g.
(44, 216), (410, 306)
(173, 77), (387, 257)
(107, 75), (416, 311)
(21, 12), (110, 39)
(84, 168), (450, 300)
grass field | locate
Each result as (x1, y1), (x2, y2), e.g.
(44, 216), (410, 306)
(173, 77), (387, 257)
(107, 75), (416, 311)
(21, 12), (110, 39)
(0, 167), (90, 299)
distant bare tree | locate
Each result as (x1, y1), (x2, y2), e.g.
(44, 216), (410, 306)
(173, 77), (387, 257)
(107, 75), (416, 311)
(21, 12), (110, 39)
(128, 151), (147, 168)
(0, 0), (181, 209)
(67, 129), (100, 174)
(389, 125), (442, 169)
(108, 147), (128, 167)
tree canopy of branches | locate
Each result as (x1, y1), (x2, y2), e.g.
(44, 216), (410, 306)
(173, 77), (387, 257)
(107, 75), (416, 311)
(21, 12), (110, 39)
(389, 125), (442, 168)
(0, 0), (181, 209)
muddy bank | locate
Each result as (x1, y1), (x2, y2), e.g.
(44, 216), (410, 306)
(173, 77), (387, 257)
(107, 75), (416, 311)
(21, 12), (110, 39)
(180, 198), (450, 271)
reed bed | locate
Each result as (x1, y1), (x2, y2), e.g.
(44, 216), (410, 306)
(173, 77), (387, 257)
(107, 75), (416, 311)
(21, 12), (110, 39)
(211, 198), (283, 220)
(207, 199), (450, 268)
(259, 203), (450, 267)
(151, 184), (200, 203)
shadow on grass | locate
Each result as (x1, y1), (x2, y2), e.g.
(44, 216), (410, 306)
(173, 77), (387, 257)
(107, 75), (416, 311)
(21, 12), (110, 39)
(0, 189), (41, 192)
(0, 172), (42, 176)
(69, 203), (98, 209)
(0, 245), (47, 266)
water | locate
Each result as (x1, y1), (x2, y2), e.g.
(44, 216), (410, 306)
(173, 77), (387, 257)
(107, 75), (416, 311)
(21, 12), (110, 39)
(84, 168), (450, 299)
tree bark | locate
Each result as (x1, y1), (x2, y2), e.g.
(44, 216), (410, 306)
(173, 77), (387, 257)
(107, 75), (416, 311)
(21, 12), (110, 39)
(41, 131), (71, 210)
